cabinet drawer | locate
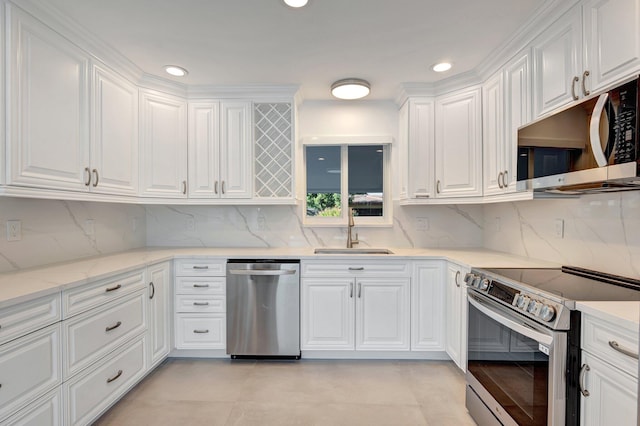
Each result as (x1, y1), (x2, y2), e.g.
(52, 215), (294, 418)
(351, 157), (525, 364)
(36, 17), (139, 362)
(63, 336), (146, 426)
(0, 324), (61, 422)
(174, 259), (225, 276)
(175, 295), (225, 313)
(63, 290), (146, 379)
(0, 294), (61, 346)
(1, 387), (62, 426)
(582, 313), (639, 378)
(175, 277), (225, 295)
(62, 269), (146, 318)
(301, 261), (410, 277)
(175, 314), (225, 349)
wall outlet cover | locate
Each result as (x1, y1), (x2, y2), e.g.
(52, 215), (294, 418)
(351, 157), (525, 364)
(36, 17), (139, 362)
(6, 220), (21, 242)
(554, 219), (564, 238)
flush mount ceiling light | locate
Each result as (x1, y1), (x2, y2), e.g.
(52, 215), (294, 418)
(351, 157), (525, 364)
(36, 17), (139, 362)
(164, 65), (189, 77)
(284, 0), (308, 7)
(331, 78), (370, 100)
(432, 62), (452, 73)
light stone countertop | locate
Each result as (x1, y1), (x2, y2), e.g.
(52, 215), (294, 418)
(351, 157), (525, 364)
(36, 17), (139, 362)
(576, 301), (640, 331)
(0, 246), (558, 307)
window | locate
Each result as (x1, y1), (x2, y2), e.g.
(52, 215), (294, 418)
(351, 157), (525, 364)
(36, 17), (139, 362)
(304, 140), (391, 226)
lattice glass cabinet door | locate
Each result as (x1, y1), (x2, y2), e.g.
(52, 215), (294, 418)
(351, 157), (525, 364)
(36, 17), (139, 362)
(254, 103), (294, 198)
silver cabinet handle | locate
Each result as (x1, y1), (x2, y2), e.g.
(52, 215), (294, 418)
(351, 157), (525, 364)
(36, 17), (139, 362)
(149, 282), (155, 299)
(609, 340), (639, 359)
(582, 70), (590, 96)
(349, 282), (353, 298)
(193, 302), (209, 306)
(221, 180), (226, 194)
(497, 172), (504, 189)
(106, 369), (123, 383)
(193, 283), (210, 288)
(92, 169), (99, 187)
(193, 329), (209, 334)
(436, 180), (441, 194)
(214, 180), (218, 194)
(571, 76), (580, 100)
(358, 283), (362, 298)
(579, 364), (590, 397)
(348, 267), (364, 271)
(84, 167), (91, 186)
(455, 270), (461, 287)
(105, 321), (122, 332)
(192, 266), (209, 270)
(502, 170), (508, 189)
(229, 269), (297, 276)
(105, 284), (122, 293)
(182, 180), (187, 195)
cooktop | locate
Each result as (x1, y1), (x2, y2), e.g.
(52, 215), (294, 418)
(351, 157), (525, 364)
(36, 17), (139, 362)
(482, 266), (640, 302)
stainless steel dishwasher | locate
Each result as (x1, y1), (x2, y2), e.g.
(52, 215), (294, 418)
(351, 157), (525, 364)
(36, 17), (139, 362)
(226, 260), (300, 359)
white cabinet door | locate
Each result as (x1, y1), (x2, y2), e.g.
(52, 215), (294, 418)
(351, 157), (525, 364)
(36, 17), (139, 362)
(435, 87), (482, 198)
(90, 64), (138, 195)
(8, 5), (89, 191)
(301, 278), (355, 350)
(356, 278), (410, 351)
(504, 51), (532, 191)
(139, 90), (187, 197)
(220, 101), (252, 198)
(147, 262), (171, 368)
(532, 4), (583, 117)
(581, 351), (638, 426)
(482, 72), (505, 196)
(445, 263), (469, 371)
(411, 261), (445, 351)
(402, 98), (436, 199)
(188, 102), (220, 198)
(583, 0), (640, 92)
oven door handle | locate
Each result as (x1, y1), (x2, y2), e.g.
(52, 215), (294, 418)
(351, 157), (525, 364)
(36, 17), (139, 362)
(468, 294), (554, 346)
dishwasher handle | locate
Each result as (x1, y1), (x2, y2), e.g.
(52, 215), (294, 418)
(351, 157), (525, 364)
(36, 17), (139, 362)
(228, 269), (297, 276)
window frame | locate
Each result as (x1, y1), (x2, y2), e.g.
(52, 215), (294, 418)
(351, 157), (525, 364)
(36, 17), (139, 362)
(302, 136), (392, 227)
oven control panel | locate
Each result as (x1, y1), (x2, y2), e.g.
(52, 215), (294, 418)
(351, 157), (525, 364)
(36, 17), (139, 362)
(465, 272), (560, 324)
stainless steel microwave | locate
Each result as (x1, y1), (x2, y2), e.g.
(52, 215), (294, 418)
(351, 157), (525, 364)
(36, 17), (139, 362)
(517, 77), (640, 193)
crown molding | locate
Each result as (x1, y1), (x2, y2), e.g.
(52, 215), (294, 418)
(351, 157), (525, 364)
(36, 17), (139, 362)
(396, 70), (481, 106)
(187, 84), (300, 100)
(138, 74), (188, 98)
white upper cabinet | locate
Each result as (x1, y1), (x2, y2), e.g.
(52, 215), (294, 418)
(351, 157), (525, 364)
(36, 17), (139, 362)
(139, 90), (188, 198)
(0, 4), (5, 186)
(188, 102), (220, 198)
(532, 4), (583, 117)
(482, 72), (505, 196)
(90, 64), (138, 195)
(583, 0), (640, 92)
(7, 5), (89, 191)
(435, 87), (483, 198)
(220, 101), (252, 198)
(399, 98), (436, 200)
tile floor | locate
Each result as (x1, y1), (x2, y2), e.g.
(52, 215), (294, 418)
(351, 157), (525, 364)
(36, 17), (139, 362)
(95, 359), (477, 426)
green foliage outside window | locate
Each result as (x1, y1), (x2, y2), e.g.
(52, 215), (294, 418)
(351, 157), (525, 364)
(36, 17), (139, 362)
(306, 193), (341, 217)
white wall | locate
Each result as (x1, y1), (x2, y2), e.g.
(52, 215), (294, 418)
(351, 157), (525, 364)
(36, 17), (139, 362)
(484, 191), (640, 279)
(0, 198), (146, 273)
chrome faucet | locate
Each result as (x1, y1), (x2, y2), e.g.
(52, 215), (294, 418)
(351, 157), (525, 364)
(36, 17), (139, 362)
(347, 208), (359, 248)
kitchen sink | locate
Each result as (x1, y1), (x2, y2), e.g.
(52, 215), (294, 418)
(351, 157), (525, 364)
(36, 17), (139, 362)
(313, 248), (394, 255)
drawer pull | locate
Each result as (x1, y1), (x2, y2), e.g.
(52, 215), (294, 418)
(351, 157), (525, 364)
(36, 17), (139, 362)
(192, 266), (209, 270)
(609, 340), (639, 359)
(149, 282), (155, 299)
(579, 364), (590, 397)
(193, 329), (209, 334)
(193, 302), (209, 306)
(105, 284), (122, 293)
(105, 321), (122, 332)
(193, 284), (210, 288)
(348, 267), (365, 271)
(106, 369), (123, 384)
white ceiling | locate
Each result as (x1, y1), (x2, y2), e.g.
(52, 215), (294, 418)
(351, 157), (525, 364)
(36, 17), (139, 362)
(45, 0), (545, 100)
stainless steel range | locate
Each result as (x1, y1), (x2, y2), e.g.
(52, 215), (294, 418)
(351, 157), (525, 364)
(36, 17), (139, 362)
(463, 266), (640, 426)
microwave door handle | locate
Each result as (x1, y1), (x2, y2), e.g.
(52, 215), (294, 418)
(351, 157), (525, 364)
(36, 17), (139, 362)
(468, 294), (554, 346)
(589, 93), (610, 167)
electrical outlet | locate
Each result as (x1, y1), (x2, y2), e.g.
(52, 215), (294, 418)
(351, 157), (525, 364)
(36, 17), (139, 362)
(554, 219), (564, 238)
(6, 220), (21, 241)
(416, 217), (429, 231)
(84, 219), (95, 237)
(257, 214), (266, 231)
(186, 218), (195, 231)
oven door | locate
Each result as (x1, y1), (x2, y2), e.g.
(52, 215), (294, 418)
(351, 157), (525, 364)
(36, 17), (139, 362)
(466, 290), (567, 426)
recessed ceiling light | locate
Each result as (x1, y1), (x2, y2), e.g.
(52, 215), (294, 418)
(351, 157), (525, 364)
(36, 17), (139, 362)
(331, 78), (370, 100)
(284, 0), (308, 7)
(164, 65), (189, 77)
(432, 62), (452, 73)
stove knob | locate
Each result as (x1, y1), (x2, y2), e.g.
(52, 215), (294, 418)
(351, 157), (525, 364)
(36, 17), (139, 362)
(517, 296), (530, 310)
(479, 278), (490, 291)
(464, 273), (476, 285)
(472, 276), (482, 288)
(527, 300), (540, 314)
(539, 305), (556, 322)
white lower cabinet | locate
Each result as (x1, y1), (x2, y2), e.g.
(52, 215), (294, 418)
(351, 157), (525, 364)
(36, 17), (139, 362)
(175, 314), (226, 349)
(411, 261), (445, 351)
(147, 261), (171, 368)
(445, 262), (469, 371)
(301, 262), (410, 352)
(63, 336), (146, 426)
(1, 388), (62, 426)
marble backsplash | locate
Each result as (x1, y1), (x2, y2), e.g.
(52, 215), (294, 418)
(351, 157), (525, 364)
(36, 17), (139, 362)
(145, 202), (484, 250)
(483, 191), (640, 279)
(0, 198), (146, 273)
